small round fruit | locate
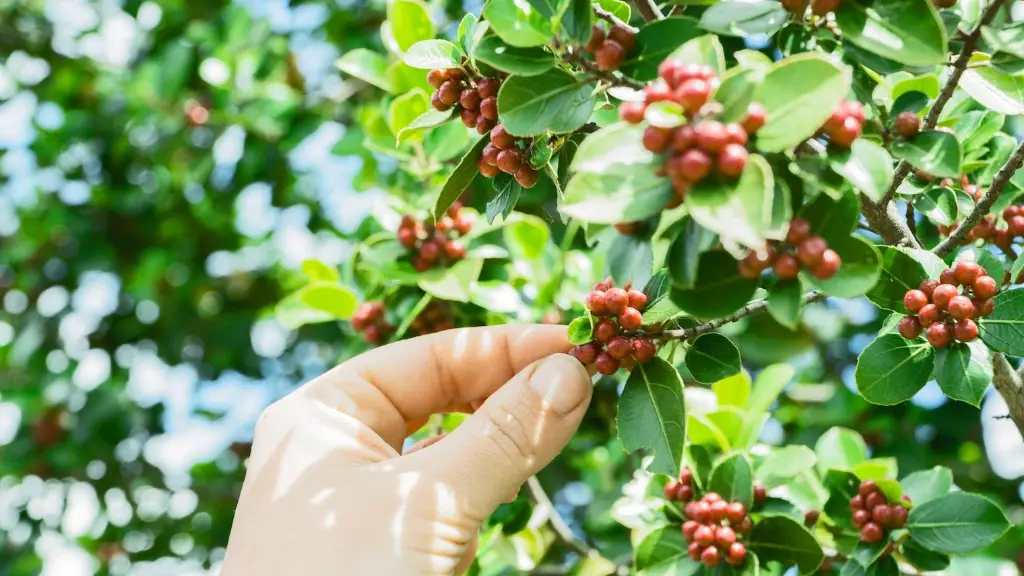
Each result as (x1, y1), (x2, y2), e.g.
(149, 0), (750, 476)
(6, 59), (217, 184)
(633, 338), (656, 363)
(701, 545), (721, 567)
(891, 506), (909, 528)
(738, 259), (758, 279)
(461, 108), (478, 128)
(619, 307), (643, 331)
(787, 218), (811, 245)
(477, 158), (499, 177)
(490, 124), (515, 149)
(774, 253), (801, 280)
(931, 284), (959, 310)
(727, 543), (748, 566)
(894, 112), (921, 138)
(926, 323), (954, 348)
(904, 290), (928, 313)
(644, 82), (673, 103)
(726, 502), (747, 523)
(460, 89), (481, 110)
(717, 143), (749, 179)
(431, 91), (451, 111)
(595, 40), (625, 70)
(676, 484), (693, 502)
(692, 501), (712, 522)
(478, 78), (500, 99)
(480, 97), (498, 121)
(694, 525), (716, 547)
(830, 116), (862, 148)
(687, 542), (702, 561)
(853, 509), (871, 528)
(754, 484), (767, 505)
(725, 123), (749, 146)
(743, 102), (767, 134)
(954, 260), (983, 286)
(710, 499), (729, 522)
(576, 342), (600, 364)
(482, 143), (501, 167)
(427, 69), (446, 89)
(918, 304), (942, 327)
(608, 25), (636, 51)
(594, 318), (617, 342)
(805, 510), (821, 527)
(496, 149), (522, 174)
(811, 249), (840, 280)
(515, 166), (539, 188)
(748, 244), (777, 272)
(939, 268), (959, 286)
(607, 336), (633, 359)
(850, 495), (864, 510)
(676, 78), (711, 113)
(587, 291), (608, 315)
(605, 288), (629, 315)
(665, 480), (681, 501)
(679, 149), (713, 182)
(627, 290), (648, 311)
(898, 316), (923, 339)
(861, 522), (884, 543)
(476, 115), (496, 135)
(919, 279), (940, 298)
(973, 275), (998, 299)
(643, 125), (672, 153)
(672, 125), (696, 151)
(682, 520), (699, 540)
(859, 480), (878, 497)
(872, 505), (893, 527)
(954, 319), (979, 342)
(444, 241), (466, 260)
(796, 236), (828, 266)
(694, 121), (729, 153)
(584, 24), (605, 52)
(865, 491), (886, 511)
(619, 101), (646, 124)
(438, 81), (461, 106)
(715, 526), (737, 548)
(975, 297), (995, 317)
(595, 352), (620, 375)
(398, 227), (417, 249)
(948, 295), (976, 321)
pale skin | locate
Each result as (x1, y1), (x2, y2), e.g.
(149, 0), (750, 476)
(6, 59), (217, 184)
(221, 324), (594, 575)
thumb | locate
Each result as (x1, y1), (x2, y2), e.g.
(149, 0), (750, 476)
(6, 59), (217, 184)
(410, 353), (592, 516)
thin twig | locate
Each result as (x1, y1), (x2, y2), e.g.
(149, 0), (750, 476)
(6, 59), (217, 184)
(633, 0), (664, 22)
(564, 49), (646, 90)
(879, 0), (1008, 205)
(526, 476), (594, 558)
(933, 138), (1024, 256)
(639, 291), (825, 340)
(592, 4), (639, 33)
(905, 202), (917, 237)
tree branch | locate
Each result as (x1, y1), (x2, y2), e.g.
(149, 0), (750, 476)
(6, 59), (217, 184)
(563, 50), (646, 90)
(859, 193), (922, 248)
(933, 138), (1024, 256)
(633, 0), (664, 22)
(592, 4), (639, 33)
(990, 353), (1024, 434)
(644, 291), (825, 340)
(526, 476), (594, 559)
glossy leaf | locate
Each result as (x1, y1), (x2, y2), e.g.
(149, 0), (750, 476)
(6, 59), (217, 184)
(907, 492), (1012, 554)
(934, 341), (992, 407)
(685, 155), (775, 250)
(890, 130), (963, 179)
(748, 515), (824, 575)
(754, 54), (850, 153)
(855, 334), (935, 405)
(685, 333), (741, 384)
(700, 1), (788, 38)
(900, 466), (953, 506)
(671, 250), (759, 318)
(620, 17), (703, 81)
(980, 287), (1024, 356)
(708, 453), (754, 508)
(474, 36), (556, 76)
(618, 358), (687, 478)
(835, 0), (947, 66)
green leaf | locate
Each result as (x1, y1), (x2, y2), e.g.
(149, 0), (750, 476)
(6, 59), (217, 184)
(934, 341), (992, 407)
(711, 373), (750, 411)
(606, 234), (654, 288)
(980, 287), (1024, 356)
(801, 235), (881, 298)
(497, 69), (597, 136)
(396, 106), (453, 144)
(960, 64), (1024, 115)
(747, 364), (794, 415)
(835, 0), (946, 67)
(301, 259), (341, 283)
(976, 132), (1017, 185)
(911, 187), (958, 226)
(686, 155), (775, 250)
(767, 280), (802, 329)
(748, 515), (824, 575)
(298, 283), (359, 319)
(668, 217), (716, 289)
(900, 538), (950, 572)
(671, 250), (759, 318)
(849, 540), (887, 569)
(893, 74), (941, 101)
(483, 0), (553, 48)
(644, 101), (687, 129)
(567, 316), (594, 345)
(560, 0), (594, 46)
(417, 258), (483, 302)
(670, 35), (726, 76)
(336, 49), (395, 92)
(907, 492), (1012, 554)
(866, 246), (929, 312)
(815, 427), (868, 473)
(389, 0), (436, 52)
(756, 446), (817, 489)
(571, 122), (659, 174)
(620, 17), (703, 81)
(474, 35), (556, 76)
(458, 13), (487, 60)
(504, 214), (550, 260)
(561, 169), (673, 224)
(900, 466), (953, 506)
(855, 334), (935, 405)
(685, 333), (741, 384)
(890, 130), (963, 179)
(707, 453), (754, 508)
(716, 67), (759, 123)
(276, 291), (336, 330)
(955, 110), (1005, 154)
(634, 527), (702, 575)
(403, 39), (463, 69)
(798, 189), (859, 246)
(829, 140), (894, 203)
(823, 468), (861, 526)
(754, 54), (850, 153)
(700, 1), (788, 38)
(840, 555), (899, 576)
(619, 359), (686, 478)
(433, 136), (488, 219)
(487, 172), (523, 223)
(891, 91), (929, 116)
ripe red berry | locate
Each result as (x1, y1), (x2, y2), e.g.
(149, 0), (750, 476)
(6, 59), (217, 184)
(748, 244), (777, 272)
(595, 351), (620, 375)
(716, 526), (737, 548)
(644, 81), (673, 103)
(796, 236), (828, 266)
(480, 97), (498, 121)
(853, 509), (871, 528)
(694, 525), (715, 547)
(954, 319), (979, 342)
(478, 78), (500, 99)
(726, 502), (747, 523)
(786, 218), (811, 245)
(872, 505), (893, 527)
(975, 297), (995, 317)
(695, 121), (729, 153)
(948, 295), (975, 321)
(605, 288), (629, 315)
(643, 125), (672, 153)
(850, 495), (864, 510)
(805, 510), (820, 526)
(482, 143), (501, 167)
(608, 25), (636, 51)
(607, 336), (633, 359)
(595, 39), (625, 70)
(587, 291), (608, 315)
(859, 480), (878, 497)
(954, 260), (983, 286)
(496, 149), (522, 174)
(918, 304), (941, 327)
(438, 81), (461, 106)
(515, 165), (539, 188)
(860, 522), (884, 543)
(677, 78), (711, 113)
(476, 115), (496, 135)
(973, 275), (998, 299)
(575, 342), (600, 364)
(754, 484), (767, 505)
(398, 227), (417, 249)
(725, 123), (749, 146)
(633, 338), (656, 363)
(444, 241), (466, 261)
(919, 279), (939, 299)
(594, 318), (617, 342)
(672, 125), (696, 151)
(691, 500), (711, 522)
(687, 542), (702, 561)
(627, 290), (648, 312)
(431, 91), (451, 111)
(938, 269), (958, 287)
(727, 542), (748, 566)
(898, 316), (923, 339)
(710, 499), (729, 522)
(679, 149), (713, 182)
(931, 284), (959, 310)
(926, 323), (953, 348)
(894, 112), (921, 138)
(619, 307), (643, 331)
(717, 143), (749, 179)
(682, 520), (699, 540)
(743, 103), (767, 134)
(866, 491), (886, 511)
(701, 545), (721, 567)
(427, 69), (446, 89)
(676, 483), (692, 502)
(490, 124), (515, 149)
(619, 101), (646, 124)
(364, 324), (383, 344)
(664, 480), (680, 501)
(458, 89), (480, 111)
(658, 58), (680, 84)
(774, 253), (800, 280)
(831, 116), (862, 148)
(460, 108), (478, 128)
(904, 290), (928, 313)
(704, 492), (723, 503)
(891, 506), (909, 528)
(737, 516), (754, 535)
(584, 24), (605, 52)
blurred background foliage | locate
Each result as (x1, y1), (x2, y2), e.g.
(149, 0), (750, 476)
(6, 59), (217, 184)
(0, 0), (1021, 575)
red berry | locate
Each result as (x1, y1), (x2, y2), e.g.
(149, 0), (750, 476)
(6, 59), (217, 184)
(677, 483), (693, 502)
(490, 124), (515, 149)
(363, 324), (383, 344)
(853, 509), (871, 528)
(894, 112), (921, 138)
(872, 505), (893, 527)
(701, 545), (721, 567)
(607, 336), (633, 359)
(748, 244), (777, 272)
(496, 149), (522, 174)
(478, 78), (500, 99)
(644, 82), (674, 103)
(619, 307), (643, 331)
(665, 480), (681, 501)
(680, 468), (692, 484)
(831, 116), (862, 148)
(710, 499), (729, 522)
(679, 149), (713, 182)
(459, 89), (481, 110)
(620, 101), (646, 124)
(904, 290), (928, 313)
(787, 218), (811, 245)
(431, 91), (451, 111)
(398, 227), (417, 249)
(859, 480), (878, 497)
(460, 108), (478, 128)
(918, 304), (942, 327)
(931, 284), (959, 310)
(575, 342), (600, 364)
(717, 143), (749, 179)
(687, 542), (702, 561)
(695, 121), (729, 153)
(975, 297), (995, 317)
(774, 253), (801, 280)
(691, 501), (711, 522)
(948, 295), (975, 321)
(595, 40), (625, 70)
(515, 165), (539, 189)
(954, 319), (979, 342)
(672, 125), (696, 151)
(973, 275), (999, 299)
(694, 525), (715, 547)
(898, 316), (923, 339)
(583, 24), (605, 52)
(438, 81), (461, 106)
(480, 97), (498, 121)
(482, 143), (501, 166)
(726, 502), (747, 523)
(446, 69), (465, 82)
(633, 339), (656, 363)
(865, 491), (886, 510)
(444, 241), (466, 261)
(608, 25), (636, 51)
(727, 543), (748, 566)
(926, 323), (953, 348)
(743, 103), (767, 134)
(658, 58), (681, 84)
(643, 125), (672, 153)
(919, 279), (939, 299)
(754, 484), (767, 505)
(891, 506), (909, 528)
(594, 318), (617, 342)
(716, 526), (737, 548)
(850, 495), (864, 510)
(725, 124), (749, 146)
(939, 268), (958, 286)
(595, 351), (620, 375)
(476, 115), (496, 135)
(796, 236), (828, 266)
(738, 516), (753, 535)
(427, 69), (446, 89)
(861, 522), (884, 543)
(676, 78), (711, 113)
(605, 288), (629, 315)
(587, 291), (608, 315)
(682, 520), (699, 540)
(954, 260), (983, 286)
(627, 290), (648, 312)
(704, 492), (723, 503)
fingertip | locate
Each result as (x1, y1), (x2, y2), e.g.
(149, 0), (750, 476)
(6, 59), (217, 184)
(527, 353), (593, 416)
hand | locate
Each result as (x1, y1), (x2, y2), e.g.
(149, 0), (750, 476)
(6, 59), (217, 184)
(221, 324), (593, 576)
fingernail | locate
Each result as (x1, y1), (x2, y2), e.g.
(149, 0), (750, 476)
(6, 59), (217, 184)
(528, 354), (592, 415)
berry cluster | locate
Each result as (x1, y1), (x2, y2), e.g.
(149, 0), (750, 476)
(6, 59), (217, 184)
(479, 125), (539, 187)
(397, 203), (472, 272)
(781, 0), (841, 15)
(738, 218), (841, 281)
(682, 493), (752, 568)
(937, 202), (1024, 254)
(821, 101), (864, 148)
(427, 68), (502, 136)
(892, 112), (921, 139)
(351, 301), (394, 345)
(410, 301), (456, 335)
(663, 467), (695, 503)
(850, 480), (911, 544)
(582, 23), (637, 71)
(898, 260), (997, 347)
(568, 277), (657, 375)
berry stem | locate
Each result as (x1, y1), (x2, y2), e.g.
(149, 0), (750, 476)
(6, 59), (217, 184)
(563, 49), (646, 90)
(592, 4), (639, 33)
(637, 290), (825, 341)
(632, 0), (665, 22)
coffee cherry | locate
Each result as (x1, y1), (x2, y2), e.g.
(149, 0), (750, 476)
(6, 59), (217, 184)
(431, 91), (451, 111)
(659, 59), (681, 85)
(743, 103), (767, 134)
(948, 295), (975, 321)
(682, 520), (699, 540)
(480, 97), (498, 121)
(438, 81), (461, 106)
(844, 101), (866, 122)
(420, 241), (440, 262)
(954, 260), (983, 286)
(704, 492), (723, 503)
(607, 336), (633, 359)
(796, 236), (828, 266)
(919, 279), (939, 299)
(679, 149), (713, 182)
(716, 526), (737, 548)
(710, 499), (729, 522)
(701, 546), (721, 567)
(891, 506), (909, 528)
(748, 244), (777, 272)
(726, 502), (747, 523)
(850, 495), (864, 510)
(727, 543), (748, 566)
(861, 522), (884, 544)
(619, 307), (643, 331)
(398, 227), (417, 249)
(859, 480), (878, 497)
(478, 78), (500, 99)
(587, 291), (608, 315)
(831, 116), (862, 148)
(481, 144), (501, 168)
(677, 78), (711, 113)
(608, 25), (636, 51)
(691, 500), (712, 522)
(918, 304), (942, 327)
(865, 491), (886, 511)
(717, 143), (749, 179)
(620, 101), (646, 124)
(644, 81), (673, 103)
(774, 253), (801, 280)
(595, 351), (620, 375)
(853, 509), (871, 528)
(665, 480), (681, 500)
(695, 121), (729, 153)
(898, 316), (923, 339)
(725, 123), (749, 146)
(939, 268), (959, 286)
(476, 115), (496, 135)
(458, 89), (480, 111)
(491, 124), (516, 148)
(904, 290), (928, 313)
(643, 126), (672, 153)
(364, 324), (383, 344)
(872, 505), (893, 527)
(931, 284), (959, 310)
(576, 342), (601, 364)
(515, 165), (539, 188)
(973, 275), (999, 299)
(444, 241), (466, 261)
(954, 319), (979, 342)
(633, 338), (656, 363)
(754, 484), (767, 505)
(496, 149), (522, 174)
(975, 297), (995, 317)
(593, 319), (617, 343)
(627, 290), (648, 312)
(460, 108), (478, 128)
(785, 218), (811, 245)
(605, 288), (629, 314)
(427, 69), (446, 89)
(584, 24), (605, 52)
(805, 509), (821, 527)
(694, 525), (716, 547)
(677, 483), (692, 503)
(687, 542), (702, 561)
(895, 112), (921, 138)
(595, 40), (625, 70)
(594, 277), (614, 291)
(926, 323), (953, 348)
(672, 125), (696, 151)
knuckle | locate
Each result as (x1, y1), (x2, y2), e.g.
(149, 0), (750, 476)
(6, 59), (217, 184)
(482, 398), (538, 464)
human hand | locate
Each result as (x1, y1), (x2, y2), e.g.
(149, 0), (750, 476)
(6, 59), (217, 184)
(221, 324), (593, 575)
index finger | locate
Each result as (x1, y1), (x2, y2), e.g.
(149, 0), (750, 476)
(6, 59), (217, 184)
(299, 324), (575, 452)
